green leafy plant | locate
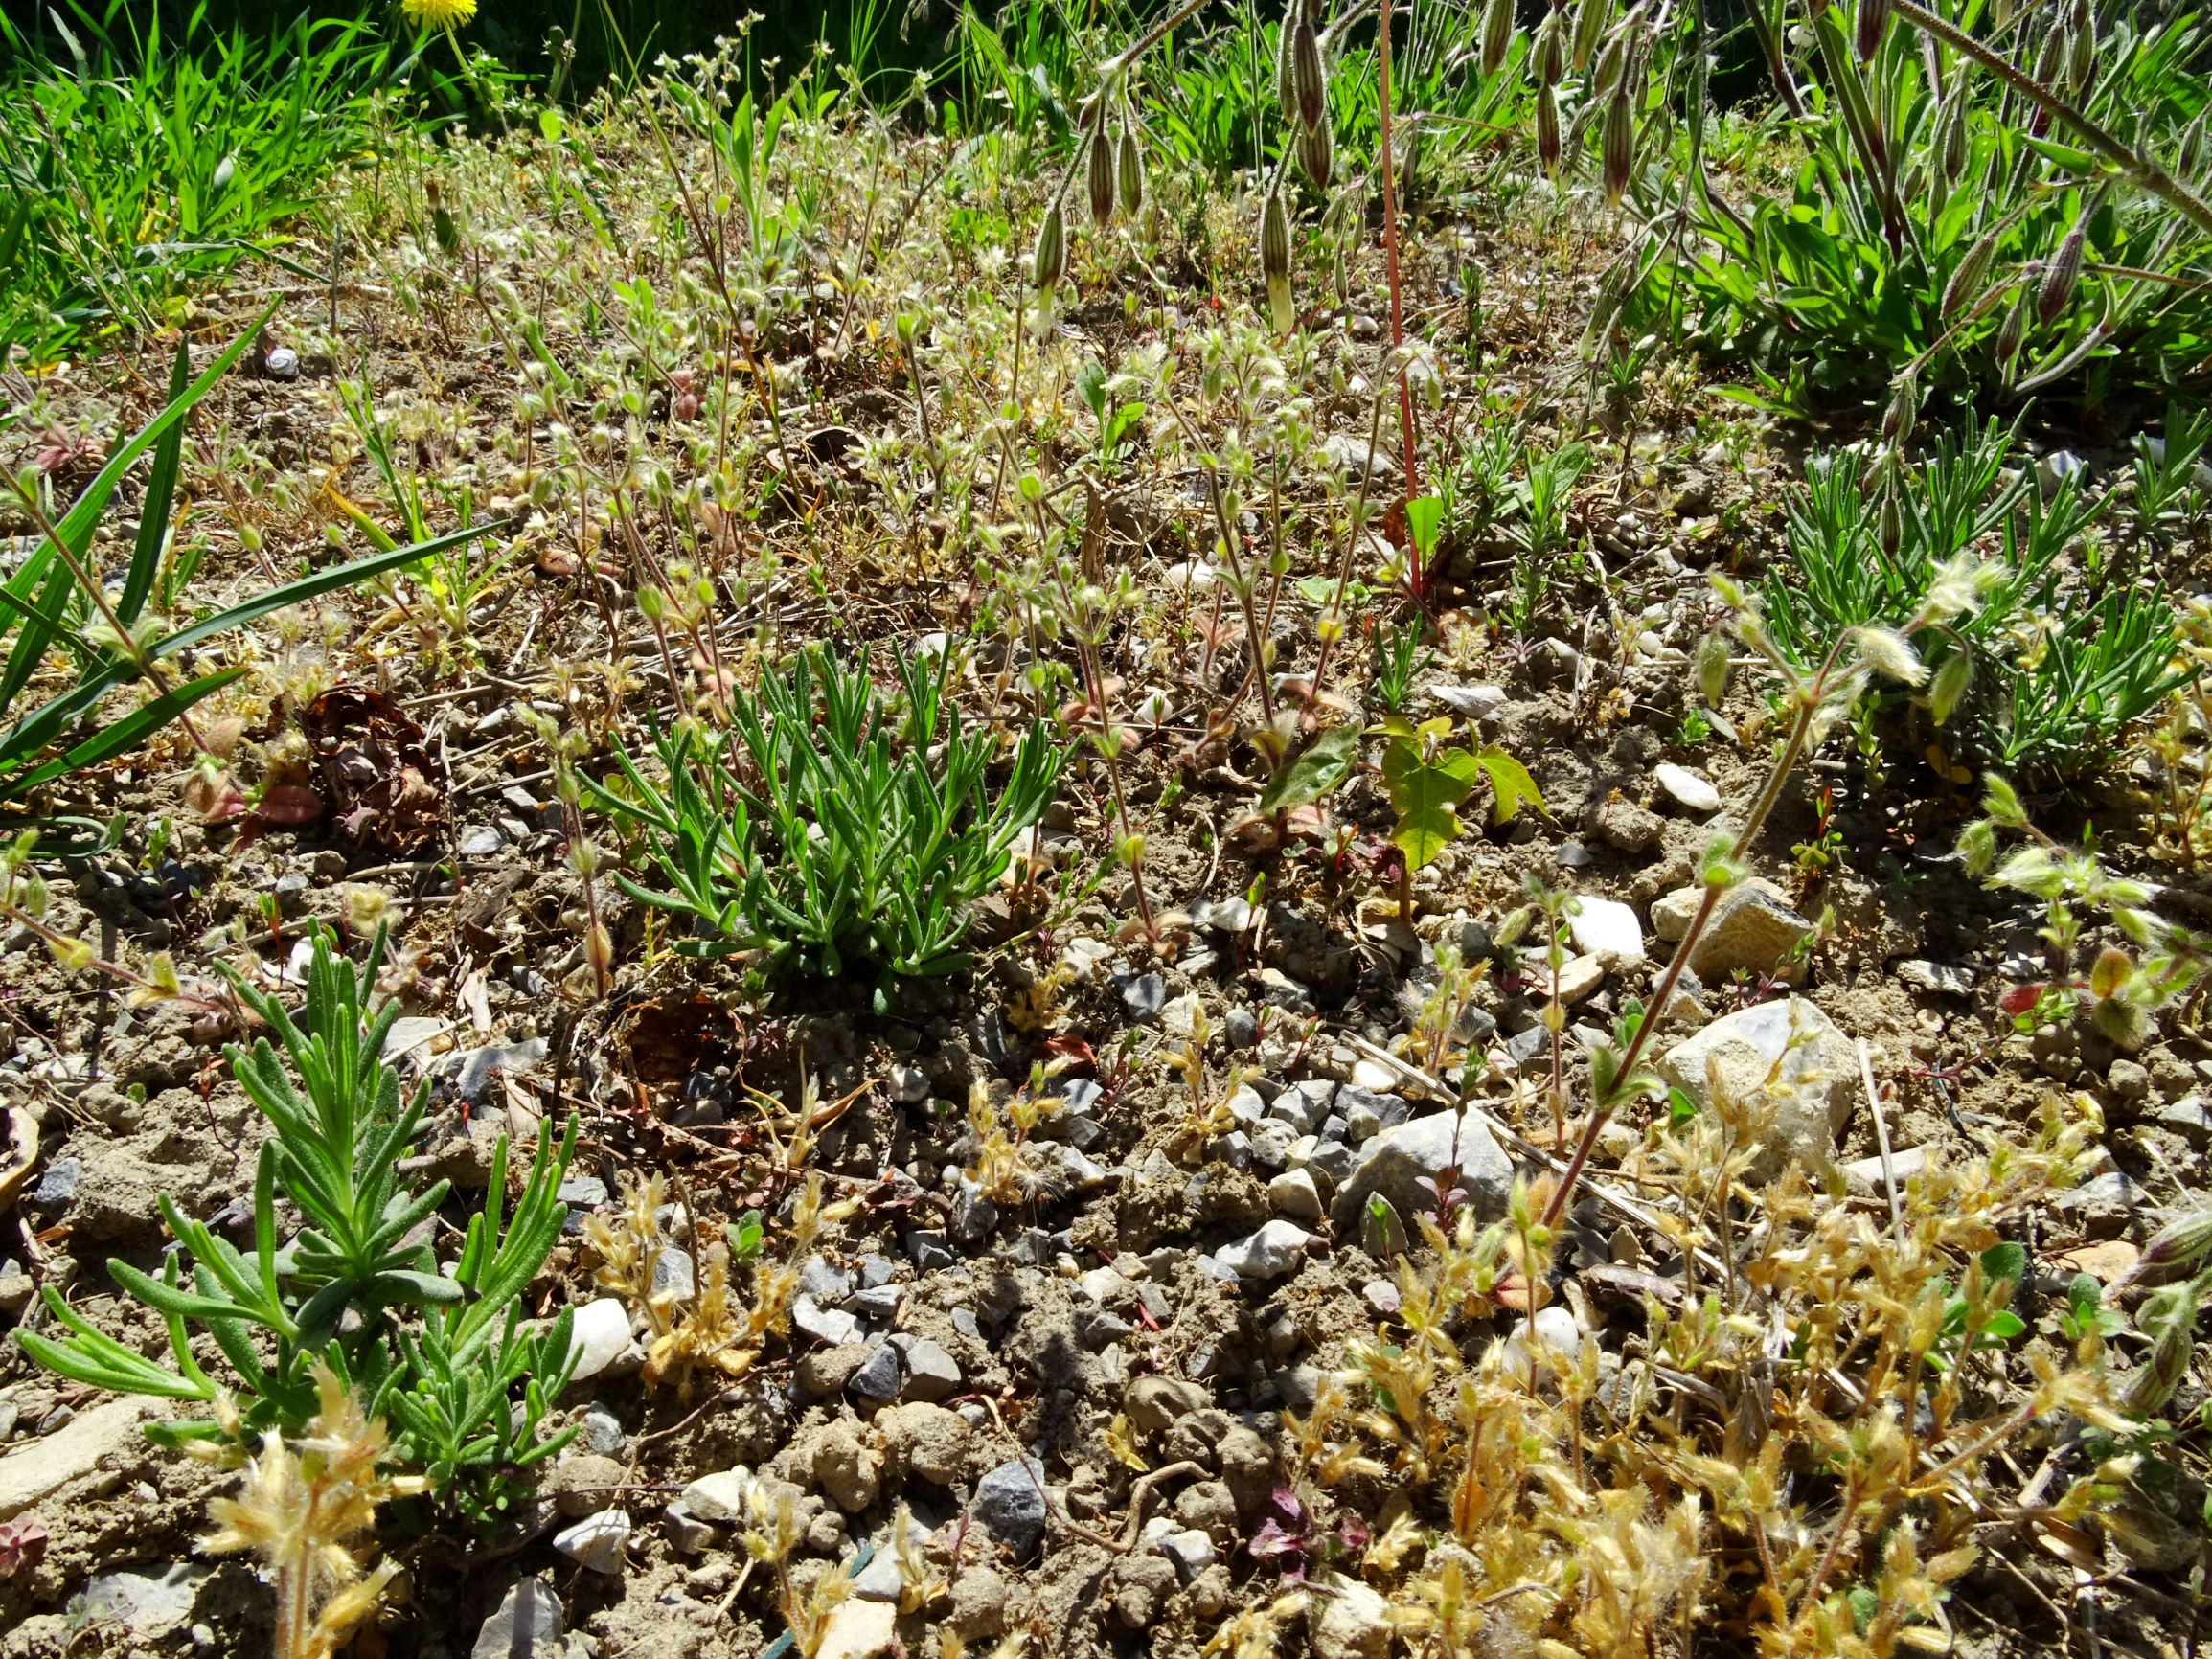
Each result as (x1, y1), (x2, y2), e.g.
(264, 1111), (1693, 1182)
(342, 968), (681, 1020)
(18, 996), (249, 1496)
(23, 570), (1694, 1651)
(1640, 0), (2212, 406)
(0, 5), (396, 358)
(1377, 716), (1544, 870)
(1761, 420), (2180, 774)
(1367, 615), (1432, 716)
(16, 928), (579, 1528)
(583, 643), (1063, 979)
(0, 312), (491, 849)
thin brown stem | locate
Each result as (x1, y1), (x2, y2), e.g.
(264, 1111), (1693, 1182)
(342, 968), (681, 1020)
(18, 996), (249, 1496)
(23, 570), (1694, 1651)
(1376, 0), (1420, 515)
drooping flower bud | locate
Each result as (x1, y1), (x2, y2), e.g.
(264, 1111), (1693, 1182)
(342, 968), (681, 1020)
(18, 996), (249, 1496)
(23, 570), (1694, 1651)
(1262, 189), (1294, 336)
(1571, 0), (1611, 72)
(1276, 3), (1300, 124)
(1292, 12), (1327, 132)
(1856, 0), (1890, 62)
(2066, 11), (2093, 95)
(1034, 200), (1066, 292)
(1881, 375), (1918, 449)
(1088, 124), (1116, 226)
(1298, 117), (1334, 188)
(1602, 91), (1633, 204)
(1941, 224), (2000, 319)
(1537, 82), (1562, 175)
(1482, 0), (1515, 75)
(2029, 25), (2065, 135)
(1118, 125), (1145, 216)
(1535, 12), (1564, 85)
(1695, 630), (1730, 705)
(2039, 209), (2087, 326)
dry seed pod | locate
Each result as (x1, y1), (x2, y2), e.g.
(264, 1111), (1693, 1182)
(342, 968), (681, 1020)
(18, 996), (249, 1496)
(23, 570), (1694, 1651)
(1938, 90), (1968, 182)
(1856, 0), (1890, 62)
(1571, 0), (1612, 72)
(1117, 125), (1145, 216)
(1482, 0), (1515, 76)
(1034, 200), (1066, 292)
(1087, 125), (1116, 227)
(1995, 287), (2030, 373)
(1941, 224), (2001, 319)
(1602, 90), (1633, 203)
(2039, 211), (2087, 326)
(1298, 117), (1334, 188)
(1292, 13), (1326, 133)
(1878, 486), (1902, 557)
(1262, 189), (1294, 335)
(1537, 81), (1562, 174)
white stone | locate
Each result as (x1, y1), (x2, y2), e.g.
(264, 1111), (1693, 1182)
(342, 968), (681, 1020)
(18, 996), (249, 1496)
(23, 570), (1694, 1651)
(1568, 897), (1647, 966)
(678, 1468), (754, 1524)
(381, 1016), (446, 1063)
(563, 1298), (639, 1385)
(1429, 684), (1508, 718)
(554, 1508), (631, 1575)
(1653, 763), (1721, 814)
(0, 1397), (154, 1520)
(1349, 1057), (1397, 1092)
(1267, 1169), (1325, 1224)
(1161, 992), (1203, 1040)
(1499, 1306), (1584, 1384)
(1313, 1573), (1394, 1659)
(1215, 1219), (1315, 1279)
(792, 1295), (858, 1347)
(1156, 1527), (1217, 1577)
(1534, 953), (1605, 1005)
(813, 1598), (898, 1659)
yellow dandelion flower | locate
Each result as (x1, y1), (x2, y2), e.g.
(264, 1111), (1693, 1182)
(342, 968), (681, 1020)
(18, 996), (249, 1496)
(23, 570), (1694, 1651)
(400, 0), (477, 30)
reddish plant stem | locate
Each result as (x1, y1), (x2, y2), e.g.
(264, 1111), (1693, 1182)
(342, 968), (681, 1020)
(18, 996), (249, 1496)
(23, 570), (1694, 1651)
(1376, 0), (1420, 531)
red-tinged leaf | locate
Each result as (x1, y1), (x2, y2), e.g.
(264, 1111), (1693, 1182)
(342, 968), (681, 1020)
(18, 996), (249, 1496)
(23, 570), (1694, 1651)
(1999, 983), (2045, 1018)
(1041, 1034), (1097, 1069)
(253, 785), (325, 826)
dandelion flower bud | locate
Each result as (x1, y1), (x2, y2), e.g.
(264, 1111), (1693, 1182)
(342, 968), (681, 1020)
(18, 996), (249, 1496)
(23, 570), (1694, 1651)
(1033, 200), (1066, 292)
(1262, 189), (1294, 336)
(1856, 0), (1890, 62)
(1087, 125), (1115, 226)
(1602, 91), (1633, 204)
(2039, 210), (2087, 327)
(1292, 14), (1326, 132)
(1482, 0), (1515, 75)
(1118, 125), (1145, 216)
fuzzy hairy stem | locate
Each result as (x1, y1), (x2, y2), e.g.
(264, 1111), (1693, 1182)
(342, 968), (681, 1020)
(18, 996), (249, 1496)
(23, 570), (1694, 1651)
(1376, 0), (1421, 515)
(1892, 0), (2212, 240)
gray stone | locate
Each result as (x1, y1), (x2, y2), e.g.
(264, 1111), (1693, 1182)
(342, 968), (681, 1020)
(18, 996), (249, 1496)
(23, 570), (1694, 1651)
(1123, 973), (1168, 1018)
(1246, 1118), (1297, 1171)
(1329, 1109), (1514, 1230)
(442, 1038), (549, 1104)
(1686, 885), (1814, 985)
(1656, 997), (1860, 1179)
(1303, 1138), (1356, 1189)
(793, 1296), (860, 1347)
(31, 1157), (80, 1208)
(894, 1336), (962, 1402)
(472, 1577), (565, 1659)
(1215, 1219), (1316, 1280)
(1429, 684), (1507, 718)
(802, 1259), (856, 1306)
(1895, 960), (1978, 995)
(678, 1468), (753, 1524)
(1321, 432), (1398, 481)
(1225, 1009), (1258, 1048)
(650, 1246), (696, 1302)
(2157, 1095), (2212, 1145)
(1312, 1573), (1393, 1659)
(558, 1175), (608, 1209)
(891, 1065), (931, 1102)
(849, 1343), (905, 1399)
(973, 1458), (1049, 1557)
(580, 1406), (625, 1455)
